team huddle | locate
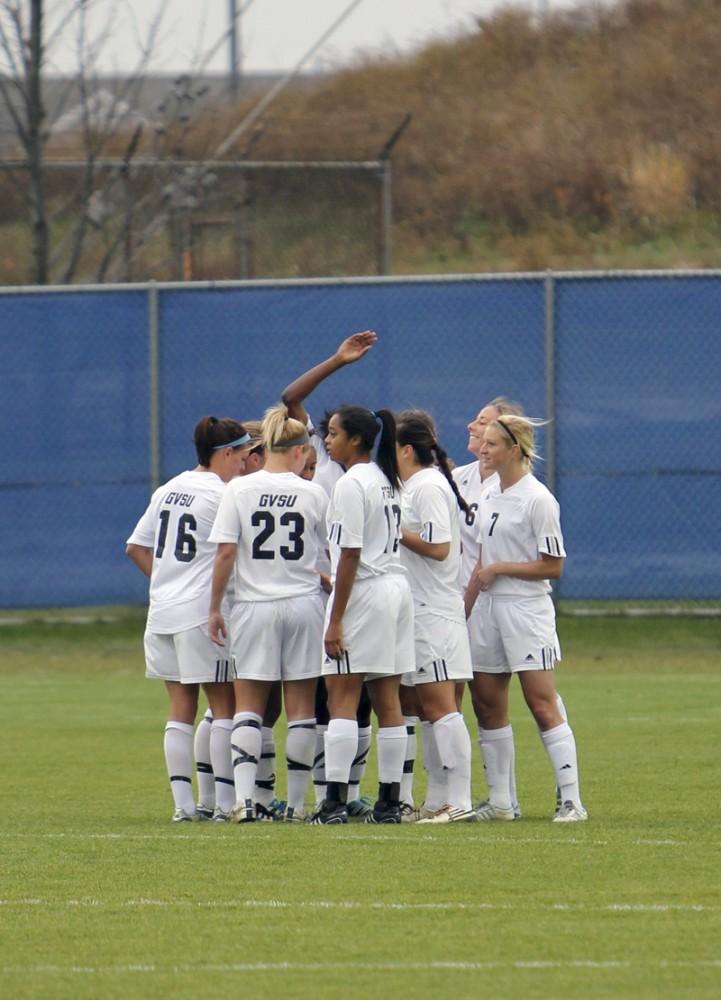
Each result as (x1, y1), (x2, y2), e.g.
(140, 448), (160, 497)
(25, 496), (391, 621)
(126, 331), (587, 825)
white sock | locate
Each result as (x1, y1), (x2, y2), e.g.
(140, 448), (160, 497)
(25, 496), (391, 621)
(164, 721), (195, 814)
(255, 726), (276, 807)
(421, 720), (447, 811)
(348, 725), (372, 801)
(479, 725), (514, 811)
(324, 718), (359, 785)
(312, 724), (327, 806)
(400, 716), (418, 806)
(209, 718), (234, 813)
(231, 712), (263, 805)
(508, 736), (519, 812)
(433, 712), (472, 812)
(286, 719), (316, 813)
(376, 725), (407, 785)
(540, 722), (583, 808)
(556, 693), (568, 723)
(194, 709), (214, 810)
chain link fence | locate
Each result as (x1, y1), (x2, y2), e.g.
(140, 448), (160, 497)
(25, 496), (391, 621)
(1, 272), (719, 609)
(0, 160), (390, 286)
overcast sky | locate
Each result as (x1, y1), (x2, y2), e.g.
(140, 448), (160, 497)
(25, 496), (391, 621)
(37, 0), (592, 77)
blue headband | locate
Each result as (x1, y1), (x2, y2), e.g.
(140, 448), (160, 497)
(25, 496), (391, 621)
(212, 433), (251, 450)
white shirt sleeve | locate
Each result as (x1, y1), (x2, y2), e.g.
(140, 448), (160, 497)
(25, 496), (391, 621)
(209, 485), (243, 544)
(416, 481), (453, 545)
(126, 489), (162, 547)
(530, 495), (566, 558)
(328, 475), (365, 548)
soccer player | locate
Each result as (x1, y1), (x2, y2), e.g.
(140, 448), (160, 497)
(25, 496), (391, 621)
(126, 416), (250, 823)
(454, 397), (571, 818)
(194, 419), (286, 819)
(395, 410), (476, 823)
(464, 414), (587, 822)
(281, 331), (378, 818)
(310, 405), (414, 825)
(452, 397), (524, 817)
(208, 404), (329, 823)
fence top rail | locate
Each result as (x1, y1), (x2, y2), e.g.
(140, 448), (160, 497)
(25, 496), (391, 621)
(3, 268), (721, 296)
(0, 158), (385, 171)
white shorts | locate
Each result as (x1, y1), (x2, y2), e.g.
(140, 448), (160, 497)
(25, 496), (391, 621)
(471, 595), (561, 674)
(467, 594), (491, 670)
(402, 612), (473, 686)
(230, 593), (324, 682)
(321, 573), (415, 679)
(144, 625), (233, 684)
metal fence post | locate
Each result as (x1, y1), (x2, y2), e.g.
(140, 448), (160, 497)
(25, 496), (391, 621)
(379, 159), (392, 276)
(545, 269), (556, 495)
(544, 270), (558, 600)
(148, 280), (161, 491)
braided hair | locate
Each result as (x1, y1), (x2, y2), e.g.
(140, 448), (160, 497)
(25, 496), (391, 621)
(396, 409), (470, 515)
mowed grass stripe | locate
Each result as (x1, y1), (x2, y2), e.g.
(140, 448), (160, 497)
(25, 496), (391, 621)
(2, 897), (721, 913)
(3, 959), (721, 975)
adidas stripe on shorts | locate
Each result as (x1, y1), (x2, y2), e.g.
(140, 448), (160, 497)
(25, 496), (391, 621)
(402, 611), (472, 686)
(321, 573), (415, 678)
(471, 595), (561, 674)
(144, 624), (233, 684)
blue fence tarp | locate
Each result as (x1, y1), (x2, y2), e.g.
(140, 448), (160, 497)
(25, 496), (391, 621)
(2, 274), (719, 606)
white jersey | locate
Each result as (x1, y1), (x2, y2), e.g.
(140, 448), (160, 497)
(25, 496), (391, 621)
(452, 462), (499, 587)
(210, 469), (328, 602)
(476, 473), (566, 598)
(307, 417), (343, 499)
(127, 469), (228, 634)
(399, 467), (465, 622)
(327, 462), (402, 582)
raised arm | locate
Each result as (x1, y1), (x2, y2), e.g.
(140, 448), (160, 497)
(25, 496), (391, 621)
(281, 330), (377, 424)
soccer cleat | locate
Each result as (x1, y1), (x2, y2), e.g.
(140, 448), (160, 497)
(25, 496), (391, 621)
(212, 807), (231, 822)
(417, 804), (478, 824)
(513, 801), (523, 820)
(284, 806), (306, 823)
(364, 801), (402, 824)
(195, 803), (214, 821)
(256, 798), (286, 821)
(400, 802), (420, 823)
(307, 801), (348, 825)
(475, 799), (516, 822)
(403, 802), (440, 823)
(172, 807), (196, 823)
(231, 799), (256, 824)
(415, 804), (475, 824)
(553, 800), (588, 823)
(346, 795), (374, 819)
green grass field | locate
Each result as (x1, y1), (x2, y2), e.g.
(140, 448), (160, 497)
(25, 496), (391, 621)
(2, 610), (720, 999)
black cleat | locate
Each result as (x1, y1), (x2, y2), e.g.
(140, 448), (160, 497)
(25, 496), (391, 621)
(307, 801), (348, 825)
(364, 801), (402, 824)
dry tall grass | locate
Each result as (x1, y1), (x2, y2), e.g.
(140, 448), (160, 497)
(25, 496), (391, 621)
(7, 0), (721, 279)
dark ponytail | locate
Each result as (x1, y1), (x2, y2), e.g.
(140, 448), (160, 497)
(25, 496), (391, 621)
(332, 404), (401, 491)
(194, 415), (248, 467)
(396, 409), (470, 515)
(374, 408), (401, 492)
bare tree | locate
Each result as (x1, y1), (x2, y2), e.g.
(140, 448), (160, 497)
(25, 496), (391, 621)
(0, 0), (49, 282)
(0, 0), (164, 284)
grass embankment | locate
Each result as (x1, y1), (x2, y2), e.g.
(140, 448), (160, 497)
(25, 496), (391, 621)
(5, 0), (721, 283)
